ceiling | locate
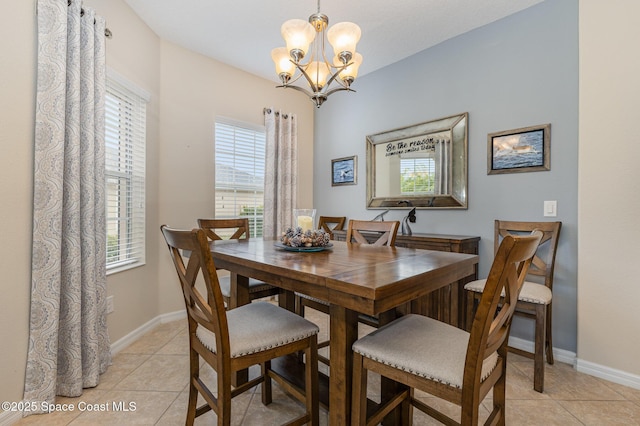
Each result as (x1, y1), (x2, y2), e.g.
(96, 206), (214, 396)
(123, 0), (543, 83)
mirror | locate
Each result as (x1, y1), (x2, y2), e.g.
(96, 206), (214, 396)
(366, 112), (468, 209)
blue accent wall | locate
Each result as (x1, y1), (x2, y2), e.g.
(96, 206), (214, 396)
(313, 0), (578, 351)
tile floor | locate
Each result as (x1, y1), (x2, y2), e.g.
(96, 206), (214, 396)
(14, 307), (640, 425)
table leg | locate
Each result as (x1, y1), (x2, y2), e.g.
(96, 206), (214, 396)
(230, 273), (249, 385)
(229, 273), (249, 309)
(278, 289), (295, 312)
(329, 304), (358, 425)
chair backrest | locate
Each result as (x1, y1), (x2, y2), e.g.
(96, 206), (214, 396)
(346, 219), (400, 247)
(198, 218), (251, 241)
(464, 230), (543, 394)
(494, 220), (562, 291)
(318, 216), (346, 238)
(160, 225), (230, 360)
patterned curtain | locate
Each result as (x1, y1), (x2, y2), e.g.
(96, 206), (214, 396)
(263, 108), (298, 238)
(25, 0), (110, 412)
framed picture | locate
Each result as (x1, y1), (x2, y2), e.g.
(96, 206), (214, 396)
(331, 155), (357, 186)
(487, 124), (550, 175)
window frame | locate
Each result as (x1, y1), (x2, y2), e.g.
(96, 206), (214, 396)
(214, 117), (266, 238)
(105, 69), (149, 275)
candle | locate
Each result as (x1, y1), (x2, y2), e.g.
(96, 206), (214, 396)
(297, 215), (313, 232)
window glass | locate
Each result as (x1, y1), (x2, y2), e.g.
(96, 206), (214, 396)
(215, 119), (266, 238)
(105, 75), (147, 272)
(400, 157), (436, 194)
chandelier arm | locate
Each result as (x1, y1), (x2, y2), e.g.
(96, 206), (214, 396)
(324, 86), (356, 97)
(283, 69), (308, 86)
(297, 66), (321, 93)
(277, 83), (315, 98)
(319, 26), (334, 68)
(323, 62), (352, 90)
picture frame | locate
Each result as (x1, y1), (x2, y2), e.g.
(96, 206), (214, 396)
(331, 155), (357, 186)
(487, 124), (550, 175)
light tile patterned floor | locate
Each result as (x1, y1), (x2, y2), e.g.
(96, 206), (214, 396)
(14, 308), (640, 425)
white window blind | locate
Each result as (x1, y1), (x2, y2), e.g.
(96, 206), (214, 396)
(105, 74), (147, 272)
(400, 157), (436, 194)
(215, 118), (266, 238)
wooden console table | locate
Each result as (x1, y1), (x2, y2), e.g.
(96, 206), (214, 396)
(332, 230), (480, 328)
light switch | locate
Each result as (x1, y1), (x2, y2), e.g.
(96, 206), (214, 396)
(544, 200), (557, 217)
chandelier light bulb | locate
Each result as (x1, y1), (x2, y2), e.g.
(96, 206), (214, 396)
(337, 52), (363, 84)
(281, 19), (315, 62)
(327, 22), (361, 62)
(306, 61), (330, 90)
(271, 47), (295, 82)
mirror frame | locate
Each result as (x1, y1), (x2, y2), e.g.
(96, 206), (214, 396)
(366, 112), (468, 209)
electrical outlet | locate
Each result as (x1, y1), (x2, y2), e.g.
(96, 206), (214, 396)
(107, 295), (114, 314)
(543, 200), (557, 217)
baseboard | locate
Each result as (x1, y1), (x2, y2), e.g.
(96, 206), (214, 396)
(0, 311), (188, 426)
(509, 336), (640, 391)
(508, 335), (577, 366)
(110, 309), (186, 355)
(576, 358), (640, 390)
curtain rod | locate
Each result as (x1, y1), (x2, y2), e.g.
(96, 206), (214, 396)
(68, 0), (113, 38)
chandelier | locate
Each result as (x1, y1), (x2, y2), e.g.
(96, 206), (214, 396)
(271, 1), (362, 108)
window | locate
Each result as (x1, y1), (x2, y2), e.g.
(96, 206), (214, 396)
(400, 157), (436, 194)
(214, 118), (266, 238)
(105, 72), (148, 272)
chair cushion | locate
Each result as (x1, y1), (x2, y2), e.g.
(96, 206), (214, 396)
(196, 302), (319, 358)
(217, 275), (275, 298)
(464, 279), (552, 305)
(352, 314), (498, 389)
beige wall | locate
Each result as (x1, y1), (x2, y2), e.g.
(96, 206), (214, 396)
(0, 0), (313, 408)
(578, 1), (640, 375)
(0, 0), (37, 407)
(156, 40), (314, 312)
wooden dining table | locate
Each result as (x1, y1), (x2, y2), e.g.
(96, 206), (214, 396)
(209, 237), (479, 425)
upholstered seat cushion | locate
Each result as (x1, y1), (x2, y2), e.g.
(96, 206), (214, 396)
(352, 314), (498, 389)
(464, 279), (552, 305)
(217, 275), (275, 298)
(196, 302), (319, 358)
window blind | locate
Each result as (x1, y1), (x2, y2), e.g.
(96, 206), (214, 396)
(105, 74), (147, 272)
(400, 157), (436, 194)
(215, 118), (266, 238)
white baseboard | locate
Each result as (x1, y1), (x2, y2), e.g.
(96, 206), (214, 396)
(576, 358), (640, 390)
(508, 335), (577, 366)
(509, 336), (640, 391)
(0, 310), (187, 426)
(110, 309), (186, 355)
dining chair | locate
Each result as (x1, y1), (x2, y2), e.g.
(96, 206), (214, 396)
(345, 219), (400, 246)
(351, 230), (543, 426)
(161, 225), (320, 426)
(317, 215), (346, 239)
(295, 219), (400, 365)
(198, 218), (280, 308)
(464, 220), (561, 393)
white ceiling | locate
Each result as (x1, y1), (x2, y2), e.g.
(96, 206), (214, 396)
(123, 0), (543, 83)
